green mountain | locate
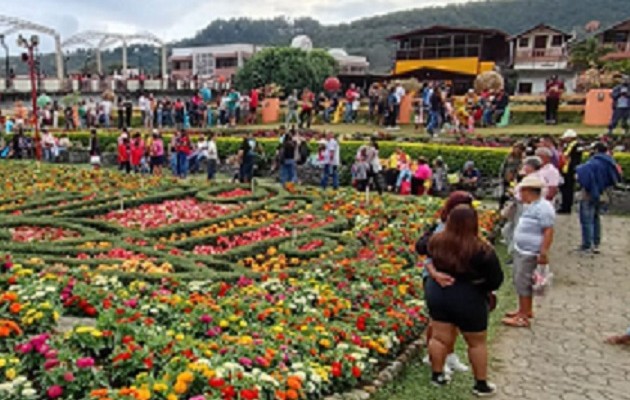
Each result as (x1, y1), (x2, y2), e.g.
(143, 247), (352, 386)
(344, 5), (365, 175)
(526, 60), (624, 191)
(3, 0), (629, 77)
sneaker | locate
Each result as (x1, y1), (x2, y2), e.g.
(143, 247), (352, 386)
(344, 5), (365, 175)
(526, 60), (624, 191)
(431, 373), (451, 387)
(446, 353), (469, 373)
(473, 382), (497, 397)
(422, 354), (430, 365)
(592, 246), (601, 254)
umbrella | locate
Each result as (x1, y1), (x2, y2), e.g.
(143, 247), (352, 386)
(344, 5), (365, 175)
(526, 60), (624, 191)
(36, 94), (52, 108)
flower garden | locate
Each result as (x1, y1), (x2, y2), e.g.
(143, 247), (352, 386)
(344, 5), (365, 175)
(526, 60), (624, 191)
(0, 162), (499, 400)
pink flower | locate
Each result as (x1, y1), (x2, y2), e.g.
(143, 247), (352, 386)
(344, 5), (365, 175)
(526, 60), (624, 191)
(45, 350), (58, 359)
(44, 359), (60, 370)
(189, 396), (206, 400)
(63, 372), (75, 382)
(37, 344), (50, 355)
(15, 343), (33, 354)
(47, 385), (63, 399)
(199, 314), (213, 324)
(76, 357), (95, 368)
(239, 357), (253, 368)
(124, 299), (138, 308)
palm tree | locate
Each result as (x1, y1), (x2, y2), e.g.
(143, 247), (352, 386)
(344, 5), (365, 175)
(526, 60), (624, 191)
(570, 38), (614, 69)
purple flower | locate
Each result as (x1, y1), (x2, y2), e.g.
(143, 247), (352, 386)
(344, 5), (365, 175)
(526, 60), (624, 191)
(199, 314), (213, 324)
(63, 372), (75, 382)
(239, 357), (253, 368)
(15, 343), (33, 354)
(124, 298), (138, 308)
(45, 350), (58, 360)
(76, 357), (95, 369)
(47, 385), (63, 399)
(44, 359), (60, 370)
(37, 344), (50, 355)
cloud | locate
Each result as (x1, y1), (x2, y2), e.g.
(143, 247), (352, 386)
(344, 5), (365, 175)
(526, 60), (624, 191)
(1, 0), (471, 51)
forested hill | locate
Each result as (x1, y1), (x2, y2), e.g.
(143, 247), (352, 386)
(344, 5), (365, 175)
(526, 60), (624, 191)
(176, 0), (629, 72)
(8, 0), (629, 75)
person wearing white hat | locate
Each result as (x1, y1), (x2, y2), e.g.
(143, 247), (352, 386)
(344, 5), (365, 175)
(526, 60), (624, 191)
(558, 129), (583, 214)
(503, 175), (555, 328)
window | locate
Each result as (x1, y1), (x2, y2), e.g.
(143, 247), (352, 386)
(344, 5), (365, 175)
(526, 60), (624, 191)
(603, 30), (629, 43)
(534, 35), (548, 49)
(551, 35), (564, 47)
(518, 82), (533, 94)
(410, 38), (422, 49)
(216, 57), (238, 69)
(194, 53), (214, 76)
(518, 37), (530, 48)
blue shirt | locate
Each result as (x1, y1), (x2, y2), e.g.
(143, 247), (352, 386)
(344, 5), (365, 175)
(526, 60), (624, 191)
(514, 199), (555, 256)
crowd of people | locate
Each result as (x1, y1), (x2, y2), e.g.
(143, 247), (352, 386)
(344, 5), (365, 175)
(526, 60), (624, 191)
(414, 129), (622, 396)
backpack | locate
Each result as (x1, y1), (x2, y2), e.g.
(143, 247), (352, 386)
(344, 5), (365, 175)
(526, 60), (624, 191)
(298, 141), (310, 165)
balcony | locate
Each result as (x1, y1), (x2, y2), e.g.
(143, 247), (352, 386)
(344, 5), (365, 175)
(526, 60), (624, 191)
(515, 48), (566, 60)
(608, 42), (630, 53)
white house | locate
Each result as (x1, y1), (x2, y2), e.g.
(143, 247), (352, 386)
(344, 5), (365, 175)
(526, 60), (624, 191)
(510, 24), (577, 94)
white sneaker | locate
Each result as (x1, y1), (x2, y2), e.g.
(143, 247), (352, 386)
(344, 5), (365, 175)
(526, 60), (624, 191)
(423, 354), (452, 375)
(446, 353), (469, 373)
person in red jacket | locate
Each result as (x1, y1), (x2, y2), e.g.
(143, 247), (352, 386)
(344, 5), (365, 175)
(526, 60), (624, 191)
(176, 130), (192, 178)
(130, 133), (144, 173)
(118, 137), (131, 173)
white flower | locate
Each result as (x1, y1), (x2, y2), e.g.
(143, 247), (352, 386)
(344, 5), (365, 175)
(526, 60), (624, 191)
(294, 371), (306, 381)
(306, 382), (317, 393)
(258, 373), (279, 387)
(13, 377), (27, 385)
(0, 383), (14, 393)
(337, 343), (350, 350)
(21, 388), (37, 398)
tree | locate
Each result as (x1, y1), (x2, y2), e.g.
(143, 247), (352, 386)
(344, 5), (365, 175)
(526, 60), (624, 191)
(234, 47), (337, 95)
(570, 38), (614, 69)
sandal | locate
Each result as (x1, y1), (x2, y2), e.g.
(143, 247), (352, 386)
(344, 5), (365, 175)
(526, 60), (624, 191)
(505, 310), (534, 319)
(502, 315), (530, 328)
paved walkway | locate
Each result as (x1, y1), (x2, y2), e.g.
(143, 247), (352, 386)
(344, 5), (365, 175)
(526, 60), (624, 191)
(491, 214), (630, 400)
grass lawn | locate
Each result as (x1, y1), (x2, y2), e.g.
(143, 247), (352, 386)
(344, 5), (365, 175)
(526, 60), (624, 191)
(220, 122), (606, 138)
(372, 246), (515, 400)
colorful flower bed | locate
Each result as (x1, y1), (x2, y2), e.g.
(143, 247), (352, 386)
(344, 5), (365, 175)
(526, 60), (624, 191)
(10, 226), (81, 243)
(97, 199), (240, 230)
(0, 162), (499, 399)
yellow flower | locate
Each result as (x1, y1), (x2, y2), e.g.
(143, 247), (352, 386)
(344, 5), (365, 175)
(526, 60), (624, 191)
(153, 382), (168, 392)
(219, 320), (229, 328)
(167, 394), (178, 400)
(5, 368), (16, 380)
(0, 359), (6, 368)
(53, 311), (60, 321)
(91, 330), (103, 338)
(239, 320), (248, 328)
(173, 381), (188, 395)
(177, 371), (194, 384)
(76, 326), (95, 334)
(136, 388), (151, 400)
(34, 312), (44, 320)
(228, 315), (239, 322)
(175, 334), (184, 341)
(319, 339), (331, 348)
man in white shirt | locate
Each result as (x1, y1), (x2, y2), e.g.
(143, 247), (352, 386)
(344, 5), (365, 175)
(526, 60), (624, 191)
(101, 98), (112, 128)
(320, 132), (340, 190)
(138, 94), (149, 128)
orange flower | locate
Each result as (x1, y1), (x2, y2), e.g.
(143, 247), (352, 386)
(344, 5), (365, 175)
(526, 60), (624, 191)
(9, 303), (21, 314)
(90, 389), (109, 398)
(2, 292), (17, 302)
(286, 376), (302, 390)
(286, 389), (299, 400)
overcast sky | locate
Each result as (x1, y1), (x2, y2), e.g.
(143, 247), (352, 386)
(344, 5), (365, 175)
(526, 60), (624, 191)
(1, 0), (470, 52)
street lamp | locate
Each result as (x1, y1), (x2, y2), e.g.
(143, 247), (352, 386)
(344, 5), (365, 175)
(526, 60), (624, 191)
(0, 35), (9, 89)
(17, 33), (42, 161)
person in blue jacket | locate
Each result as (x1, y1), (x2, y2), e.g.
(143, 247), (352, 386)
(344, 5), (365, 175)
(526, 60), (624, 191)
(576, 142), (622, 253)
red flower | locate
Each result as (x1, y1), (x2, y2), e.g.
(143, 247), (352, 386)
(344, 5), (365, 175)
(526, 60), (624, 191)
(331, 361), (342, 378)
(209, 377), (225, 388)
(240, 389), (259, 400)
(356, 316), (366, 332)
(113, 352), (132, 363)
(352, 366), (362, 378)
(143, 357), (153, 369)
(122, 335), (134, 344)
(221, 385), (236, 400)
